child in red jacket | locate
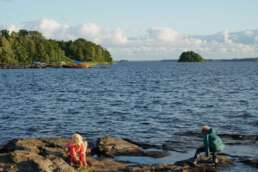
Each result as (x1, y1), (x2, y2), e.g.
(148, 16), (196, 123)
(66, 133), (88, 167)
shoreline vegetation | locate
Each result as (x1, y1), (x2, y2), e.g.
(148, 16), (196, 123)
(0, 29), (113, 69)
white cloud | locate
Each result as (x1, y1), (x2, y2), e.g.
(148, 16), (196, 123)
(7, 24), (19, 32)
(19, 19), (128, 46)
(39, 19), (61, 33)
(223, 29), (232, 44)
(2, 18), (258, 60)
(80, 23), (101, 36)
(20, 19), (63, 38)
(147, 28), (181, 42)
(108, 28), (128, 45)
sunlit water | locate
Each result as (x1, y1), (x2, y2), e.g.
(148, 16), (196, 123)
(0, 61), (258, 170)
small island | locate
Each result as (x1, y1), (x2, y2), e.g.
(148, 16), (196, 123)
(178, 51), (204, 62)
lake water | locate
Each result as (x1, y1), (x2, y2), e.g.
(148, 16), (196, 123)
(0, 61), (257, 149)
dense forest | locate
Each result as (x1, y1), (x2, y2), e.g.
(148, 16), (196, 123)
(0, 29), (112, 67)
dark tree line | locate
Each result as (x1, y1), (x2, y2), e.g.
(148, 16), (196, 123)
(178, 51), (204, 62)
(0, 29), (112, 66)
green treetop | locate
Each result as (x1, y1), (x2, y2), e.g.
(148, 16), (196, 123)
(178, 51), (204, 62)
(0, 29), (113, 66)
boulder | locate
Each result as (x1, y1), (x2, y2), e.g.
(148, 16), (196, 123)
(175, 154), (233, 172)
(97, 136), (168, 158)
(97, 136), (144, 157)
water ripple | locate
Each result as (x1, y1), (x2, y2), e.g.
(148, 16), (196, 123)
(0, 61), (258, 145)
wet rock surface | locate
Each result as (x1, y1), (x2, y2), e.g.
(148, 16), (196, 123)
(241, 157), (258, 168)
(126, 155), (233, 172)
(0, 136), (250, 172)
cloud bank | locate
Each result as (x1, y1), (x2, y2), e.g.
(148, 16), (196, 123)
(2, 18), (258, 60)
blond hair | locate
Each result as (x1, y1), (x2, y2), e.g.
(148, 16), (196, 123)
(202, 125), (210, 132)
(72, 133), (83, 145)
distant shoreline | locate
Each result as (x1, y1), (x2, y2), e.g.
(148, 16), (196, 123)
(160, 57), (258, 62)
(0, 58), (257, 69)
(208, 57), (258, 62)
(117, 57), (258, 63)
(0, 62), (112, 69)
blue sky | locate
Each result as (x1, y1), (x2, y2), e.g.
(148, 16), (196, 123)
(1, 0), (258, 60)
(1, 0), (258, 34)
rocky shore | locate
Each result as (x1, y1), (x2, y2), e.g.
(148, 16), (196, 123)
(0, 64), (82, 69)
(1, 135), (257, 172)
(0, 64), (60, 69)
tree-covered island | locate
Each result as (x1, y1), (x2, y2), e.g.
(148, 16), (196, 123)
(178, 51), (204, 62)
(0, 29), (112, 68)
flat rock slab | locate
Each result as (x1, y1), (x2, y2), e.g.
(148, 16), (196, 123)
(98, 136), (143, 157)
(97, 136), (168, 158)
